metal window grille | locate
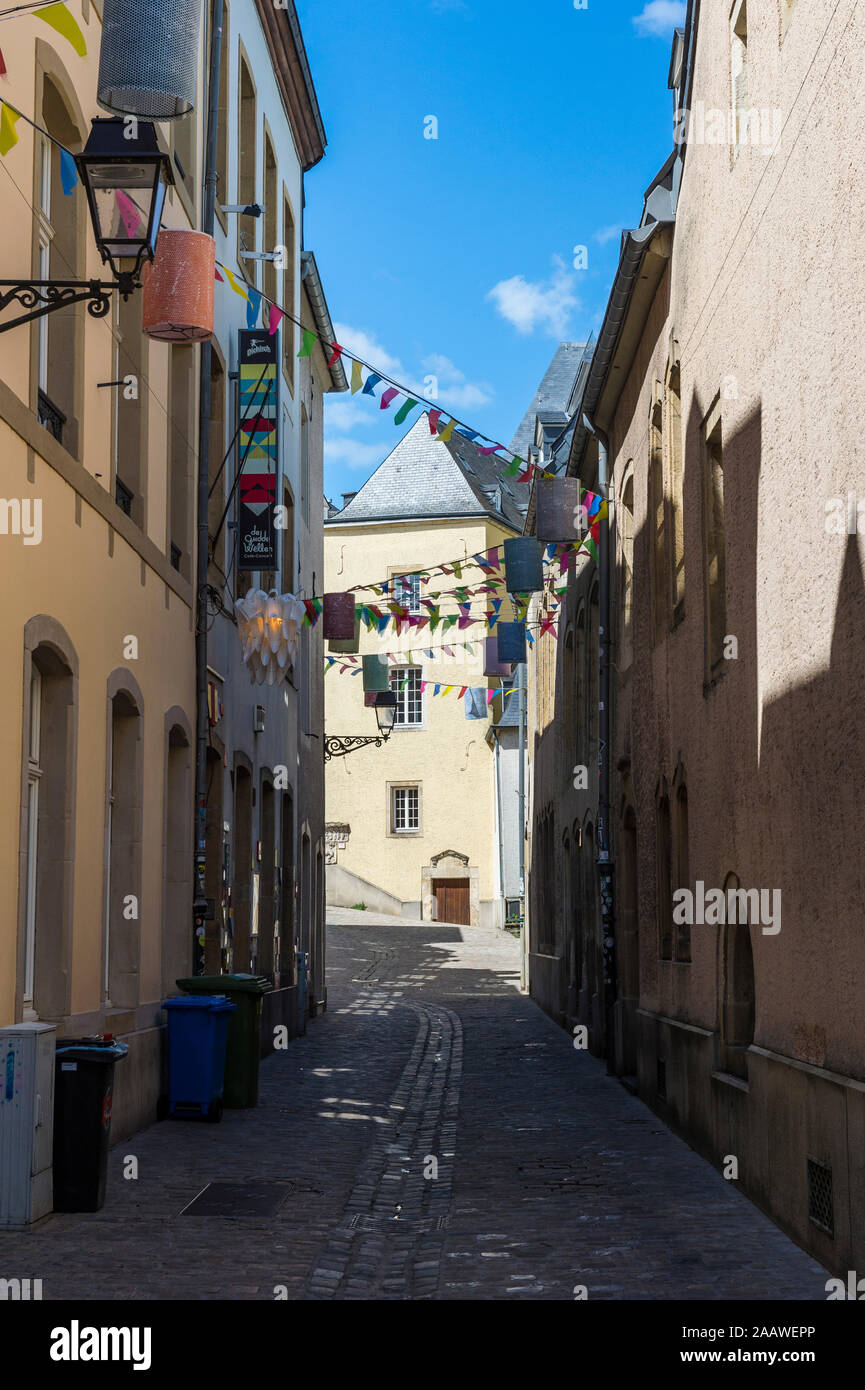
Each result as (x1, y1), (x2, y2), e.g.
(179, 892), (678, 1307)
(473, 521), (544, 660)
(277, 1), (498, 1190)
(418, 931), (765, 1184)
(807, 1158), (834, 1236)
(37, 389), (65, 443)
(390, 666), (423, 725)
(392, 786), (419, 833)
(393, 572), (421, 614)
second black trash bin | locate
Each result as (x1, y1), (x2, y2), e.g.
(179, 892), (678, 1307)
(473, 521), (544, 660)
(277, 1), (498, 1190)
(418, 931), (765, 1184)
(175, 974), (271, 1107)
(53, 1035), (128, 1212)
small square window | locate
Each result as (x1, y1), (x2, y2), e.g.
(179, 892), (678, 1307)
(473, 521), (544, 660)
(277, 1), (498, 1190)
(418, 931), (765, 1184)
(391, 786), (420, 833)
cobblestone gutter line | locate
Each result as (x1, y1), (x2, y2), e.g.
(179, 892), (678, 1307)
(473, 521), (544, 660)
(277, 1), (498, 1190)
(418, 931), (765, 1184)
(305, 994), (463, 1301)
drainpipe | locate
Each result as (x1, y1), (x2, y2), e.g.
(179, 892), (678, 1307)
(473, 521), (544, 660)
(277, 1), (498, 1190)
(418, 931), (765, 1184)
(517, 660), (527, 989)
(192, 5), (223, 972)
(491, 723), (506, 930)
(582, 412), (617, 1073)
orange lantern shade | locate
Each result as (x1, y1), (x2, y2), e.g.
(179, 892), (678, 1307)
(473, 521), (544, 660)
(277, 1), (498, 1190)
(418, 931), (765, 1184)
(142, 228), (214, 342)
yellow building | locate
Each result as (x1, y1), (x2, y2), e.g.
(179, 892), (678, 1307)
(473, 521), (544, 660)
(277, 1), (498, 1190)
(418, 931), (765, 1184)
(324, 414), (529, 927)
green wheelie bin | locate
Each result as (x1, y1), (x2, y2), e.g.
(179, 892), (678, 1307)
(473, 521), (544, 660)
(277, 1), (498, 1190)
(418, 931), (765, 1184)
(175, 974), (272, 1107)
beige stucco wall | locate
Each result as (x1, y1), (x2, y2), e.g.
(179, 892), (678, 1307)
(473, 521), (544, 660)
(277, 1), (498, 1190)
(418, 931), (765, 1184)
(324, 517), (512, 921)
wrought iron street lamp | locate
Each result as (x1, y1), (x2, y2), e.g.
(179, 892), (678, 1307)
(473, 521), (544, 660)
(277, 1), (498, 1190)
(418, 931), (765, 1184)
(0, 117), (173, 332)
(325, 692), (398, 760)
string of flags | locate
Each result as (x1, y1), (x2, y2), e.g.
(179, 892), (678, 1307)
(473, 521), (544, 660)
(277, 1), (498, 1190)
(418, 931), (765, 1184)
(0, 7), (87, 152)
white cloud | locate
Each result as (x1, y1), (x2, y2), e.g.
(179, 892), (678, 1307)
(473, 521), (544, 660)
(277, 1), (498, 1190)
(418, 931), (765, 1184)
(486, 257), (579, 337)
(324, 397), (378, 433)
(324, 437), (389, 470)
(632, 1), (686, 37)
(420, 353), (493, 409)
(594, 223), (622, 246)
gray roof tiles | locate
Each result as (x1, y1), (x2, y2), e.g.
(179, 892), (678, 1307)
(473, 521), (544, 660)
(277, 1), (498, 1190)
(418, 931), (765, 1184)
(508, 342), (588, 458)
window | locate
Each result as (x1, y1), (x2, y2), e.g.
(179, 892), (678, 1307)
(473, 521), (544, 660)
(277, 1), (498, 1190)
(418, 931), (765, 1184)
(619, 469), (635, 669)
(720, 873), (755, 1079)
(392, 786), (420, 833)
(115, 291), (147, 528)
(731, 1), (749, 158)
(674, 782), (690, 962)
(300, 405), (310, 525)
(282, 191), (296, 384)
(237, 53), (257, 280)
(169, 345), (194, 578)
(392, 571), (421, 614)
(656, 789), (673, 960)
(650, 391), (667, 639)
(213, 0), (229, 227)
(667, 360), (685, 618)
(280, 484), (294, 593)
(106, 686), (143, 1008)
(702, 400), (727, 676)
(39, 77), (83, 455)
(263, 132), (278, 310)
(390, 666), (423, 725)
(23, 668), (42, 1009)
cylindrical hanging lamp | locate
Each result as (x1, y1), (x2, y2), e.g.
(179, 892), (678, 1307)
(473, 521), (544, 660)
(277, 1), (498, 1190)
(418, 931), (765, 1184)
(97, 0), (204, 120)
(483, 636), (510, 677)
(142, 229), (214, 341)
(504, 537), (543, 593)
(536, 476), (585, 543)
(362, 655), (390, 692)
(497, 622), (527, 665)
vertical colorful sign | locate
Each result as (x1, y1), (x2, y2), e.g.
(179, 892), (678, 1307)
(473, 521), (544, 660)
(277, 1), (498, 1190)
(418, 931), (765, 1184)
(237, 328), (279, 571)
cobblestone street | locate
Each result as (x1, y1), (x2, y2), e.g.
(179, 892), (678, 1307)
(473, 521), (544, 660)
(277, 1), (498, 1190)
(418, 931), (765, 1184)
(0, 911), (828, 1300)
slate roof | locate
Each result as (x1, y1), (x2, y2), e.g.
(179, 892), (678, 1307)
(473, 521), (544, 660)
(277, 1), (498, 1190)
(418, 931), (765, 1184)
(508, 342), (589, 459)
(324, 412), (531, 530)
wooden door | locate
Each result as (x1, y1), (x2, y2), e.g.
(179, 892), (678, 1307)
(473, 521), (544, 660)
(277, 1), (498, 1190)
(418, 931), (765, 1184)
(433, 878), (471, 925)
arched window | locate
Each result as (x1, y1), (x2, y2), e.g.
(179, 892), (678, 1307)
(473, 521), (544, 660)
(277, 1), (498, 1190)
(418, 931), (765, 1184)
(674, 780), (690, 961)
(162, 712), (192, 995)
(656, 786), (673, 960)
(237, 51), (258, 279)
(258, 774), (276, 977)
(720, 872), (755, 1078)
(666, 357), (685, 617)
(619, 466), (635, 670)
(650, 389), (667, 639)
(105, 675), (143, 1009)
(37, 74), (84, 453)
(20, 620), (78, 1020)
(232, 760), (253, 972)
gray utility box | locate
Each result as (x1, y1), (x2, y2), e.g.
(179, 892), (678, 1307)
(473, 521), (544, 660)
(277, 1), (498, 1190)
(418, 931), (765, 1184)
(0, 1023), (55, 1228)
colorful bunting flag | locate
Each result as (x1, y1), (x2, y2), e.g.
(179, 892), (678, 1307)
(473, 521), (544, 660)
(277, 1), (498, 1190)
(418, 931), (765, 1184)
(350, 359), (364, 394)
(37, 4), (87, 57)
(246, 288), (262, 329)
(59, 148), (78, 195)
(225, 267), (249, 302)
(268, 304), (283, 335)
(297, 328), (317, 357)
(327, 343), (344, 368)
(428, 409), (442, 434)
(438, 417), (456, 443)
(0, 103), (21, 156)
(380, 386), (399, 410)
(362, 372), (382, 396)
(394, 397), (419, 425)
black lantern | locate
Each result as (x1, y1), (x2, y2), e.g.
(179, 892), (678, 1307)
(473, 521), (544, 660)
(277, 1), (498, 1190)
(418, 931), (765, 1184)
(0, 117), (173, 332)
(373, 691), (398, 736)
(76, 118), (174, 284)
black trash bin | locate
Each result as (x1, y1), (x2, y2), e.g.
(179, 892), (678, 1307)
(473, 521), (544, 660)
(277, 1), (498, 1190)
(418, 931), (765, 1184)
(53, 1035), (128, 1212)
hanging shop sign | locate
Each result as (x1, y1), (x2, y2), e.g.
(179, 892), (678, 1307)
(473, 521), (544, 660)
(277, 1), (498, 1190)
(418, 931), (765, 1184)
(237, 328), (279, 572)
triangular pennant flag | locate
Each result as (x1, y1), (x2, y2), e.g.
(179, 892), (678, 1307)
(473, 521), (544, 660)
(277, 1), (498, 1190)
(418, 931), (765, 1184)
(479, 443), (502, 456)
(380, 387), (399, 410)
(438, 417), (457, 443)
(59, 148), (78, 195)
(327, 343), (343, 368)
(268, 304), (283, 335)
(224, 267), (249, 302)
(428, 409), (442, 434)
(362, 372), (382, 396)
(393, 397), (419, 426)
(0, 48), (6, 78)
(350, 359), (364, 394)
(214, 266), (224, 282)
(0, 103), (22, 156)
(297, 328), (317, 357)
(246, 288), (262, 329)
(504, 455), (522, 478)
(37, 4), (87, 56)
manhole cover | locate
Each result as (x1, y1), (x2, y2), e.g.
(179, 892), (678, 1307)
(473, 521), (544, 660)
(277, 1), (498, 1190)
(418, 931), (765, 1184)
(179, 1182), (293, 1217)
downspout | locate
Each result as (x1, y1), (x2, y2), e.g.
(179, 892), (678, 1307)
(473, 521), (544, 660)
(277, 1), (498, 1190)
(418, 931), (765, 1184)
(192, 4), (223, 972)
(517, 660), (527, 990)
(491, 722), (506, 930)
(582, 412), (617, 1073)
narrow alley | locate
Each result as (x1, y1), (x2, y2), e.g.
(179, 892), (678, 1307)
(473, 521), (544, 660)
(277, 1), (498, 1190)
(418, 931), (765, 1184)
(3, 911), (827, 1302)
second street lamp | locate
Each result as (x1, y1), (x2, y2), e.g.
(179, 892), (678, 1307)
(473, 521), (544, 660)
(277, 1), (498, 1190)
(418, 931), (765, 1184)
(325, 692), (398, 761)
(0, 117), (173, 332)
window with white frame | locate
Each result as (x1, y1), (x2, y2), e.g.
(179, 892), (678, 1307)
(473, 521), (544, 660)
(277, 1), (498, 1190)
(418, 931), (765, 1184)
(390, 666), (423, 725)
(391, 785), (420, 833)
(392, 571), (421, 614)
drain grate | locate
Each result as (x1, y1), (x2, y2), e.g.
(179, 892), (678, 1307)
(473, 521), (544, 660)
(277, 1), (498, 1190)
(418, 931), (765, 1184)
(179, 1182), (297, 1218)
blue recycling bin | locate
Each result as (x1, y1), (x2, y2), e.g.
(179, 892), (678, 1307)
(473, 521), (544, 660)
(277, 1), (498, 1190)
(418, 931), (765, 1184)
(162, 995), (234, 1122)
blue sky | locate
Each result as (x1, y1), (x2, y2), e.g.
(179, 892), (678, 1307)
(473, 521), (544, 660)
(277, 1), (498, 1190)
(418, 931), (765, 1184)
(298, 0), (686, 506)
